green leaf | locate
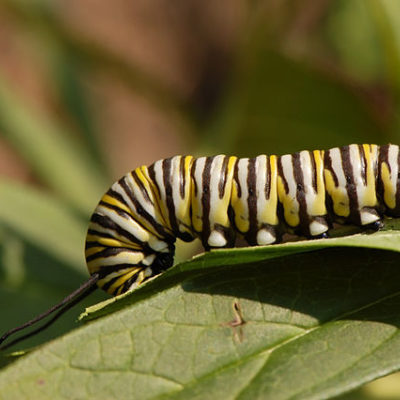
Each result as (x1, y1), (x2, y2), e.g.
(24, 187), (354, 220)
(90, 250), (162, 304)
(2, 225), (400, 399)
(202, 50), (391, 156)
(0, 179), (87, 272)
(52, 52), (108, 175)
(367, 0), (400, 92)
(2, 0), (191, 129)
(0, 239), (107, 364)
(0, 181), (107, 357)
(0, 77), (107, 214)
(325, 0), (385, 83)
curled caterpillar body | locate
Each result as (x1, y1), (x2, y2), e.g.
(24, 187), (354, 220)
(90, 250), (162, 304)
(86, 144), (400, 296)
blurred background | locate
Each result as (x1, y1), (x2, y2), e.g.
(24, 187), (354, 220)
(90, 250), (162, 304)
(0, 0), (400, 397)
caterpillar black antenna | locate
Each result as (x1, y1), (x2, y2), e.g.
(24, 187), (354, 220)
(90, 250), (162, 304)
(0, 273), (99, 351)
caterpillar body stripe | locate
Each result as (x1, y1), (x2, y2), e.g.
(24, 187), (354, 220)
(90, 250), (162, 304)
(86, 144), (400, 296)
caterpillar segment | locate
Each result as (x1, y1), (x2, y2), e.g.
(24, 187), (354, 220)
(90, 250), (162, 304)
(85, 144), (400, 295)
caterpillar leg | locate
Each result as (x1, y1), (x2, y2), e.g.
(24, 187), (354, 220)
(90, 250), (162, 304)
(308, 216), (330, 237)
(365, 219), (384, 231)
(255, 225), (279, 245)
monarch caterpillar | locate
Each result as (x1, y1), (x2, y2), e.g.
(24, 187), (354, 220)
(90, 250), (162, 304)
(1, 143), (399, 348)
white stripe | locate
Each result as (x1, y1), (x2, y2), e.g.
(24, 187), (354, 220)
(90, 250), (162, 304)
(281, 154), (299, 211)
(88, 251), (144, 268)
(192, 157), (206, 231)
(255, 155), (267, 222)
(111, 179), (157, 226)
(349, 144), (364, 211)
(299, 150), (315, 216)
(98, 268), (134, 285)
(96, 204), (150, 243)
(194, 157), (206, 195)
(329, 148), (347, 190)
(208, 155), (230, 246)
(209, 155), (226, 210)
(124, 173), (157, 217)
(388, 144), (399, 196)
(238, 158), (249, 218)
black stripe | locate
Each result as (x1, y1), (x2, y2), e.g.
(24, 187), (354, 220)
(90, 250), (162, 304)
(379, 144), (390, 172)
(106, 187), (130, 208)
(201, 157), (214, 245)
(324, 150), (339, 187)
(277, 157), (289, 194)
(219, 156), (230, 199)
(147, 163), (161, 199)
(377, 144), (389, 209)
(292, 152), (309, 232)
(179, 156), (186, 199)
(119, 178), (172, 239)
(191, 158), (199, 197)
(100, 276), (121, 293)
(246, 158), (258, 244)
(131, 171), (153, 205)
(96, 263), (145, 278)
(340, 145), (360, 224)
(358, 144), (367, 186)
(310, 151), (317, 193)
(99, 200), (169, 240)
(265, 156), (271, 200)
(85, 241), (101, 249)
(87, 229), (128, 243)
(86, 247), (136, 263)
(163, 158), (179, 234)
(234, 159), (241, 198)
(90, 213), (146, 247)
(99, 200), (132, 219)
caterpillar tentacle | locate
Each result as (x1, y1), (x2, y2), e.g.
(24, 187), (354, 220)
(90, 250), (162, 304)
(86, 144), (400, 295)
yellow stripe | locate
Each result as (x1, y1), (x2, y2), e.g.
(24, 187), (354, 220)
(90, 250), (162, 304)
(381, 162), (396, 209)
(85, 246), (104, 257)
(87, 251), (144, 272)
(85, 235), (141, 250)
(107, 268), (142, 294)
(140, 166), (172, 232)
(211, 156), (237, 228)
(362, 144), (378, 207)
(264, 155), (279, 225)
(310, 150), (326, 216)
(230, 175), (249, 233)
(324, 169), (350, 218)
(101, 194), (133, 216)
(174, 156), (194, 236)
(277, 163), (300, 227)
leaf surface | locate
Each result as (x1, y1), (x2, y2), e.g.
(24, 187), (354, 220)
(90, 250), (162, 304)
(2, 224), (400, 399)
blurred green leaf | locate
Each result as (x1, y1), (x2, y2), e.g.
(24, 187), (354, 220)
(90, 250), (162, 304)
(2, 226), (400, 398)
(0, 181), (107, 359)
(2, 0), (192, 128)
(0, 179), (87, 271)
(336, 372), (400, 400)
(52, 52), (108, 176)
(326, 0), (384, 83)
(368, 0), (400, 93)
(0, 238), (106, 364)
(204, 51), (391, 156)
(0, 78), (107, 214)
